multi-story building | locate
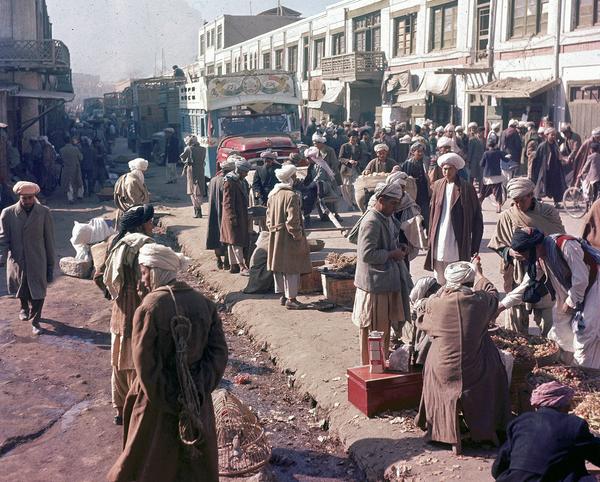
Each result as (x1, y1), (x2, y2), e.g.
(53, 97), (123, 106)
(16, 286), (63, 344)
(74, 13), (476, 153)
(191, 0), (600, 134)
(0, 0), (74, 154)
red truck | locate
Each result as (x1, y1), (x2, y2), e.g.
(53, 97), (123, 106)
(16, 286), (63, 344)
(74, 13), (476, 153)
(216, 133), (300, 168)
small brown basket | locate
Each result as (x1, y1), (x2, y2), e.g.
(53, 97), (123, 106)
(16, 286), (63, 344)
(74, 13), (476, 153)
(213, 389), (271, 477)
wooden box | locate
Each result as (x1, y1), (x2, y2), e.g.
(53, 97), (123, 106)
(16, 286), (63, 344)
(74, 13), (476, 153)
(300, 260), (324, 294)
(321, 274), (356, 306)
(347, 365), (423, 417)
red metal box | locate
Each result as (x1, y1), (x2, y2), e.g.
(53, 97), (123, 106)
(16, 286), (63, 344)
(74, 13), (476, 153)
(347, 366), (423, 417)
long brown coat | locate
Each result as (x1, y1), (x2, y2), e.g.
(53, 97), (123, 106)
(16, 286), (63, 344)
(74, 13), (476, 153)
(107, 282), (228, 482)
(220, 174), (250, 247)
(266, 186), (312, 274)
(180, 144), (206, 196)
(416, 277), (510, 444)
(59, 143), (83, 193)
(424, 178), (483, 270)
(0, 202), (55, 299)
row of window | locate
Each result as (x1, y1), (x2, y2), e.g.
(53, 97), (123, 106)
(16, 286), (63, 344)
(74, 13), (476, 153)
(199, 25), (223, 54)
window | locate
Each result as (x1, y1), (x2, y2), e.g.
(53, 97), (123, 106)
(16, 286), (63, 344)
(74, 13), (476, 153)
(394, 13), (417, 56)
(275, 49), (284, 69)
(263, 52), (271, 69)
(206, 30), (213, 47)
(225, 62), (231, 74)
(288, 45), (298, 71)
(302, 36), (309, 80)
(575, 0), (600, 27)
(217, 25), (222, 49)
(217, 65), (222, 75)
(353, 11), (381, 52)
(509, 0), (549, 37)
(206, 65), (214, 75)
(477, 0), (491, 51)
(331, 32), (346, 55)
(313, 38), (325, 69)
(243, 54), (248, 70)
(430, 2), (457, 50)
(570, 85), (600, 101)
(199, 34), (205, 55)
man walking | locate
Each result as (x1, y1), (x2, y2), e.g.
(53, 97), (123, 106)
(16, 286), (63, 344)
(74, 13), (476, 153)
(59, 135), (84, 204)
(180, 135), (206, 218)
(338, 130), (362, 209)
(113, 158), (150, 227)
(0, 182), (55, 335)
(164, 127), (180, 184)
(531, 128), (567, 207)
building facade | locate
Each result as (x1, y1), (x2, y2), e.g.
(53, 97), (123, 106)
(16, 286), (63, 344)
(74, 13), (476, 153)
(191, 0), (599, 134)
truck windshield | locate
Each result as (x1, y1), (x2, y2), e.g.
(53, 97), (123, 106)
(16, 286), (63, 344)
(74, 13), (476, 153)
(218, 114), (290, 137)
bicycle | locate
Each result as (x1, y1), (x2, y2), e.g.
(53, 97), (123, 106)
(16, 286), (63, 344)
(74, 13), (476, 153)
(563, 179), (592, 219)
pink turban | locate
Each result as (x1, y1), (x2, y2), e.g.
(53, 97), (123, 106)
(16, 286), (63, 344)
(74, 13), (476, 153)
(531, 381), (574, 409)
(13, 181), (40, 196)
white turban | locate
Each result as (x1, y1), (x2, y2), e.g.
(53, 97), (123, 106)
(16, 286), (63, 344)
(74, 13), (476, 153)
(386, 170), (408, 187)
(455, 125), (464, 132)
(444, 261), (476, 290)
(220, 159), (236, 171)
(304, 146), (321, 160)
(436, 137), (453, 149)
(538, 127), (546, 134)
(13, 181), (40, 195)
(129, 158), (149, 172)
(260, 150), (278, 159)
(275, 164), (297, 183)
(374, 182), (404, 200)
(139, 243), (190, 289)
(374, 143), (389, 153)
(312, 133), (326, 143)
(235, 158), (252, 172)
(544, 127), (556, 136)
(435, 126), (444, 134)
(444, 123), (455, 132)
(592, 127), (600, 136)
(467, 122), (478, 129)
(410, 276), (439, 304)
(492, 122), (501, 130)
(400, 134), (412, 143)
(305, 146), (335, 179)
(508, 119), (519, 127)
(506, 177), (535, 199)
(437, 153), (465, 170)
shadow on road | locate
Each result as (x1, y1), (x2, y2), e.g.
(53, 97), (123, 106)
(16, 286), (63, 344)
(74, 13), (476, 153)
(40, 318), (110, 347)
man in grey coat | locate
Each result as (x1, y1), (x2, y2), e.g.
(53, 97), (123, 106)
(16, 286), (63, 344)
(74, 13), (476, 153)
(352, 182), (410, 364)
(0, 182), (55, 334)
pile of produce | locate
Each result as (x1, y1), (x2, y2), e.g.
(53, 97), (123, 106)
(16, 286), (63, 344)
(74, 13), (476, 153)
(573, 393), (600, 433)
(490, 328), (558, 365)
(323, 252), (357, 275)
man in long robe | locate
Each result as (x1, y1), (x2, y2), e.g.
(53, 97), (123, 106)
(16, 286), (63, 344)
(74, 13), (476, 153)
(0, 182), (55, 335)
(266, 164), (312, 309)
(206, 158), (235, 270)
(400, 142), (431, 229)
(416, 261), (511, 453)
(252, 150), (281, 206)
(108, 244), (227, 482)
(313, 133), (342, 186)
(503, 228), (600, 368)
(363, 143), (396, 174)
(489, 178), (564, 335)
(338, 130), (363, 209)
(425, 153), (483, 284)
(352, 182), (411, 365)
(180, 135), (206, 218)
(531, 128), (567, 206)
(95, 204), (155, 425)
(571, 127), (600, 186)
(59, 136), (84, 203)
(114, 158), (150, 226)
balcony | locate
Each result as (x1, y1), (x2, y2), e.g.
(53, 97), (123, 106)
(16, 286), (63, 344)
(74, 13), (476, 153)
(321, 51), (386, 82)
(0, 39), (71, 73)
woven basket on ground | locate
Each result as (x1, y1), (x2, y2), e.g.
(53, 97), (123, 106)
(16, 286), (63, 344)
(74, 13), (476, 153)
(212, 389), (271, 477)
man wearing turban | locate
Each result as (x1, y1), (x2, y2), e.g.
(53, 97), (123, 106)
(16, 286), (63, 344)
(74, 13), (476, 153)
(531, 128), (567, 207)
(493, 381), (600, 481)
(59, 135), (84, 203)
(179, 135), (206, 218)
(416, 259), (510, 454)
(312, 133), (342, 186)
(363, 143), (396, 174)
(108, 244), (227, 482)
(265, 164), (312, 309)
(571, 127), (600, 186)
(113, 157), (150, 227)
(0, 182), (55, 335)
(352, 182), (411, 365)
(400, 142), (431, 229)
(95, 204), (155, 425)
(488, 177), (564, 335)
(424, 153), (483, 284)
(252, 150), (281, 206)
(338, 130), (363, 210)
(220, 157), (251, 275)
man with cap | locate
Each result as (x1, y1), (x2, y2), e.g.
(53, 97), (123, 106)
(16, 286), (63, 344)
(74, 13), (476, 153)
(312, 133), (342, 186)
(338, 130), (363, 210)
(107, 243), (227, 482)
(95, 204), (155, 425)
(488, 122), (501, 147)
(220, 156), (252, 275)
(252, 150), (281, 206)
(363, 143), (396, 174)
(437, 124), (462, 156)
(180, 135), (206, 218)
(489, 178), (564, 335)
(0, 182), (55, 335)
(493, 381), (600, 481)
(266, 164), (312, 309)
(164, 127), (180, 184)
(503, 228), (600, 368)
(499, 120), (523, 175)
(572, 127), (600, 186)
(454, 125), (467, 154)
(400, 143), (431, 229)
(352, 182), (410, 365)
(425, 153), (483, 284)
(59, 135), (84, 204)
(416, 259), (510, 454)
(531, 127), (567, 207)
(113, 158), (150, 227)
(206, 157), (236, 270)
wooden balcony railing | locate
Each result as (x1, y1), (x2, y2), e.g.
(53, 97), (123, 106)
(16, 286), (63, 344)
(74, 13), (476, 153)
(0, 39), (71, 72)
(321, 51), (386, 81)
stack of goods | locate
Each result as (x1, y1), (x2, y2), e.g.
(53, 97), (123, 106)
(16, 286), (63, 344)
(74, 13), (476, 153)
(491, 328), (559, 367)
(320, 252), (357, 278)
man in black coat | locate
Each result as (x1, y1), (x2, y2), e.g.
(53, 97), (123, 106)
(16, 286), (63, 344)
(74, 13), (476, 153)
(492, 381), (600, 481)
(164, 128), (180, 184)
(252, 150), (281, 205)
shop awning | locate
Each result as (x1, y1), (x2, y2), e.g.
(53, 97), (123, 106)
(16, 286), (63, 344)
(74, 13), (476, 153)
(466, 77), (559, 99)
(13, 89), (75, 102)
(393, 72), (453, 107)
(306, 83), (344, 111)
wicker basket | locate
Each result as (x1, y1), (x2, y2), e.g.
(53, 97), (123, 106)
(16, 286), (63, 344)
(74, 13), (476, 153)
(212, 389), (271, 477)
(534, 342), (560, 368)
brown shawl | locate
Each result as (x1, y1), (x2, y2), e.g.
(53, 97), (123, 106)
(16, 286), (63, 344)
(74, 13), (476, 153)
(582, 199), (600, 248)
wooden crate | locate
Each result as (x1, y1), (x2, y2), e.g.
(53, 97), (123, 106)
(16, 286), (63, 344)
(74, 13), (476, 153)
(347, 365), (423, 417)
(321, 274), (356, 305)
(299, 260), (324, 294)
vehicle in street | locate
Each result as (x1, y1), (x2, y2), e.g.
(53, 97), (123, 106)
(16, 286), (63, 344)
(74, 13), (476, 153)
(179, 70), (302, 176)
(216, 133), (298, 167)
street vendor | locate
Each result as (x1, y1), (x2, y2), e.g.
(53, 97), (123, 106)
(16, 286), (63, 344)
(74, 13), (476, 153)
(488, 177), (564, 336)
(503, 228), (600, 368)
(492, 381), (600, 481)
(363, 143), (396, 174)
(416, 261), (511, 454)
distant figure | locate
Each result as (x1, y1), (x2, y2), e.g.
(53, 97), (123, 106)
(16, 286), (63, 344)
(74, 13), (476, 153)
(172, 65), (186, 79)
(180, 135), (206, 218)
(164, 128), (180, 184)
(59, 136), (84, 203)
(206, 158), (235, 270)
(113, 158), (150, 227)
